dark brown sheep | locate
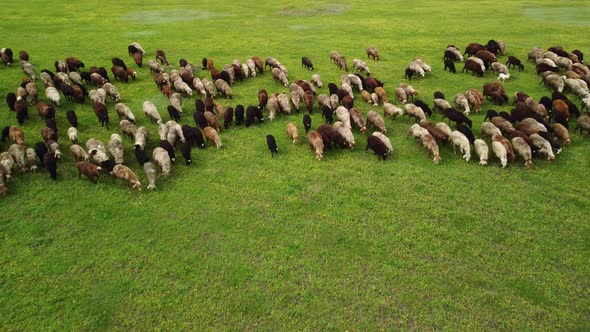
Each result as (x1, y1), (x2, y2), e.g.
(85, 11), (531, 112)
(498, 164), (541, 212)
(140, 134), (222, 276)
(111, 65), (128, 83)
(76, 161), (101, 183)
(464, 43), (487, 57)
(462, 59), (484, 76)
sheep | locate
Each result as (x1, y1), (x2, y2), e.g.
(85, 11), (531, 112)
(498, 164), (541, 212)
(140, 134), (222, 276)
(434, 122), (452, 141)
(407, 124), (429, 141)
(134, 127), (149, 150)
(353, 58), (370, 76)
(335, 106), (351, 129)
(490, 116), (514, 135)
(480, 122), (502, 138)
(556, 56), (573, 70)
(192, 78), (207, 97)
(119, 120), (137, 141)
(277, 93), (291, 115)
(462, 59), (484, 76)
(445, 45), (463, 61)
(70, 144), (89, 162)
(450, 131), (471, 162)
(473, 139), (489, 166)
(413, 99), (432, 117)
(575, 115), (590, 134)
(75, 161), (101, 183)
(202, 78), (217, 97)
(45, 87), (60, 106)
(394, 87), (408, 104)
(418, 120), (446, 142)
(8, 126), (25, 145)
(141, 162), (157, 190)
(520, 117), (548, 133)
(371, 132), (392, 154)
(283, 122), (300, 144)
(506, 56), (524, 71)
(420, 133), (441, 164)
(530, 133), (556, 161)
(453, 94), (471, 115)
(349, 108), (367, 134)
(265, 95), (279, 122)
(151, 147), (171, 176)
(333, 121), (355, 148)
(366, 134), (389, 160)
(25, 148), (37, 172)
(33, 142), (49, 166)
(303, 114), (312, 134)
(43, 152), (57, 181)
(101, 82), (120, 102)
(310, 74), (323, 88)
(67, 127), (78, 144)
(0, 152), (16, 180)
(374, 87), (388, 104)
(408, 61), (425, 77)
(106, 134), (124, 165)
(552, 123), (570, 145)
(92, 101), (109, 129)
(404, 104), (426, 122)
(305, 130), (323, 160)
(112, 164), (141, 190)
(383, 103), (403, 119)
(171, 79), (191, 96)
(8, 144), (27, 173)
(21, 61), (36, 80)
(347, 74), (363, 91)
(433, 98), (452, 113)
(497, 73), (510, 82)
(204, 127), (222, 148)
(366, 110), (387, 134)
(25, 82), (38, 105)
(166, 120), (186, 145)
(510, 137), (533, 168)
(142, 101), (161, 123)
(271, 67), (289, 87)
(491, 140), (508, 168)
(492, 134), (516, 163)
(444, 59), (456, 73)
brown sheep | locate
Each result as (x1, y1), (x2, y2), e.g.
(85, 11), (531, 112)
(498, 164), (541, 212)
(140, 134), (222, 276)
(112, 164), (141, 190)
(204, 127), (222, 148)
(375, 87), (388, 104)
(307, 130), (324, 160)
(552, 99), (570, 120)
(9, 126), (25, 145)
(41, 127), (57, 143)
(464, 43), (487, 57)
(361, 90), (372, 104)
(552, 123), (570, 145)
(420, 133), (441, 164)
(349, 108), (367, 134)
(492, 134), (516, 162)
(491, 116), (515, 134)
(286, 123), (300, 144)
(475, 49), (497, 67)
(367, 47), (379, 60)
(511, 137), (533, 168)
(204, 111), (221, 132)
(419, 120), (447, 142)
(366, 111), (387, 134)
(75, 161), (101, 183)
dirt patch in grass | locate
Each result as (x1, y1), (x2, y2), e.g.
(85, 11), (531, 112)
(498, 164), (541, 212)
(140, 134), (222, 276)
(279, 3), (349, 16)
(124, 10), (228, 24)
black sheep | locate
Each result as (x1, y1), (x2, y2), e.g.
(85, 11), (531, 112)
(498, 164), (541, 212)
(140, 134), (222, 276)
(444, 59), (456, 73)
(303, 114), (312, 133)
(552, 113), (569, 129)
(66, 110), (78, 128)
(34, 142), (48, 165)
(201, 58), (208, 70)
(98, 67), (109, 81)
(404, 67), (414, 80)
(536, 63), (558, 75)
(328, 83), (338, 96)
(100, 160), (115, 174)
(538, 131), (562, 154)
(317, 124), (346, 149)
(111, 57), (127, 70)
(2, 48), (13, 64)
(224, 107), (233, 129)
(301, 56), (314, 70)
(92, 102), (109, 129)
(366, 135), (388, 160)
(443, 49), (461, 62)
(322, 106), (333, 124)
(413, 99), (432, 116)
(6, 92), (16, 111)
(221, 70), (231, 86)
(483, 109), (498, 122)
(193, 111), (207, 129)
(46, 118), (58, 135)
(442, 108), (472, 128)
(457, 123), (475, 144)
(195, 99), (205, 113)
(498, 111), (512, 122)
(245, 106), (264, 127)
(506, 56), (524, 71)
(43, 152), (57, 181)
(180, 141), (192, 165)
(167, 105), (181, 122)
(134, 145), (149, 165)
(235, 105), (244, 125)
(16, 104), (28, 126)
(266, 135), (278, 158)
(572, 49), (584, 63)
(433, 91), (445, 100)
(159, 140), (176, 162)
(539, 96), (553, 112)
(335, 89), (348, 101)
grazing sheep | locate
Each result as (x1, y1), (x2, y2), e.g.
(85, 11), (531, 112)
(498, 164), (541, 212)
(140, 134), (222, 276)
(43, 152), (57, 181)
(8, 126), (25, 145)
(266, 135), (279, 157)
(142, 101), (161, 123)
(166, 120), (186, 145)
(473, 139), (489, 166)
(8, 144), (27, 173)
(152, 147), (171, 176)
(173, 79), (192, 96)
(70, 144), (89, 162)
(102, 83), (121, 102)
(552, 123), (570, 145)
(67, 127), (78, 144)
(383, 103), (403, 119)
(349, 108), (367, 134)
(311, 74), (322, 88)
(335, 106), (351, 129)
(286, 123), (300, 144)
(92, 101), (109, 129)
(108, 134), (125, 164)
(333, 121), (355, 148)
(142, 162), (157, 190)
(419, 120), (447, 142)
(25, 147), (37, 172)
(450, 131), (471, 162)
(407, 124), (429, 141)
(112, 164), (141, 190)
(434, 122), (452, 140)
(204, 127), (222, 148)
(433, 98), (452, 113)
(511, 137), (533, 168)
(133, 126), (149, 150)
(202, 78), (217, 97)
(366, 110), (387, 134)
(394, 87), (408, 104)
(366, 135), (388, 160)
(367, 47), (379, 60)
(303, 114), (312, 134)
(444, 59), (456, 73)
(40, 127), (57, 144)
(372, 132), (392, 154)
(45, 87), (60, 106)
(445, 45), (464, 61)
(453, 94), (471, 115)
(492, 134), (516, 163)
(574, 115), (590, 134)
(530, 133), (556, 161)
(301, 56), (314, 70)
(21, 61), (36, 80)
(75, 161), (101, 183)
(404, 104), (426, 122)
(277, 93), (291, 114)
(214, 79), (232, 99)
(462, 58), (484, 76)
(272, 67), (289, 87)
(480, 122), (502, 138)
(420, 133), (441, 164)
(408, 61), (425, 77)
(491, 140), (508, 168)
(353, 58), (370, 76)
(119, 119), (137, 140)
(307, 130), (324, 160)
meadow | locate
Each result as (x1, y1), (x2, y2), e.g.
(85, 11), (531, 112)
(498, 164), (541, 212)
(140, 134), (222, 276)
(1, 0), (589, 330)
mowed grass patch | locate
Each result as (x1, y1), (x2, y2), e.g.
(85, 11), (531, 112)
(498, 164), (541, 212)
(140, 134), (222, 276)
(1, 0), (590, 330)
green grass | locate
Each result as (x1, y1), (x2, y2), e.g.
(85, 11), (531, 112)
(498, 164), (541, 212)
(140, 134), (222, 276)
(1, 0), (590, 330)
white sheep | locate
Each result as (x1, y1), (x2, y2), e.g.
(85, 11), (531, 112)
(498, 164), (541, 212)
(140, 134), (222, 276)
(433, 98), (452, 112)
(8, 144), (27, 173)
(70, 144), (90, 162)
(347, 74), (363, 91)
(467, 56), (485, 72)
(56, 72), (72, 86)
(370, 93), (379, 106)
(383, 103), (403, 119)
(267, 95), (279, 121)
(372, 132), (392, 154)
(473, 139), (489, 166)
(202, 78), (217, 97)
(450, 131), (471, 162)
(246, 59), (256, 77)
(329, 94), (340, 110)
(173, 79), (193, 96)
(333, 121), (355, 149)
(40, 72), (54, 88)
(45, 87), (60, 106)
(436, 122), (453, 140)
(21, 61), (36, 80)
(403, 104), (426, 122)
(340, 74), (351, 86)
(335, 106), (351, 129)
(408, 61), (425, 77)
(152, 147), (171, 176)
(108, 134), (125, 164)
(26, 148), (38, 171)
(413, 58), (432, 72)
(446, 46), (464, 61)
(47, 140), (62, 159)
(143, 162), (157, 190)
(491, 62), (509, 74)
(89, 88), (107, 104)
(311, 74), (323, 88)
(511, 137), (533, 168)
(530, 133), (555, 161)
(491, 140), (507, 168)
(407, 123), (429, 140)
(543, 74), (565, 92)
(129, 42), (146, 55)
(68, 71), (82, 85)
(115, 103), (136, 123)
(166, 120), (186, 145)
(453, 94), (471, 115)
(214, 79), (232, 99)
(0, 153), (14, 180)
(317, 94), (331, 110)
(192, 78), (207, 97)
(67, 127), (78, 143)
(271, 67), (288, 87)
(134, 127), (149, 150)
(102, 83), (121, 102)
(277, 93), (291, 115)
(142, 101), (161, 123)
(480, 122), (502, 138)
(352, 58), (370, 75)
(341, 83), (354, 99)
(497, 73), (510, 82)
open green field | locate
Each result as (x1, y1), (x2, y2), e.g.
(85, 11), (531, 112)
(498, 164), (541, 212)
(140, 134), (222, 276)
(1, 0), (590, 330)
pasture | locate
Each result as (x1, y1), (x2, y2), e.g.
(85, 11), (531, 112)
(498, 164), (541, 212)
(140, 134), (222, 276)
(1, 0), (589, 330)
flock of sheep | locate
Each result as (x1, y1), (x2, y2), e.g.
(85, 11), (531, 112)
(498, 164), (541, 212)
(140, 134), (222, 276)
(1, 40), (590, 194)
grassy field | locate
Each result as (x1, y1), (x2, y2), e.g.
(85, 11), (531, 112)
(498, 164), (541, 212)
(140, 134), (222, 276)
(1, 0), (590, 330)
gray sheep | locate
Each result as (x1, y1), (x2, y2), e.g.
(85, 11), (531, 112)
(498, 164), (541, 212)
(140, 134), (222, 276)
(215, 79), (232, 98)
(142, 101), (161, 123)
(152, 147), (171, 176)
(108, 134), (125, 164)
(115, 103), (136, 122)
(143, 162), (157, 190)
